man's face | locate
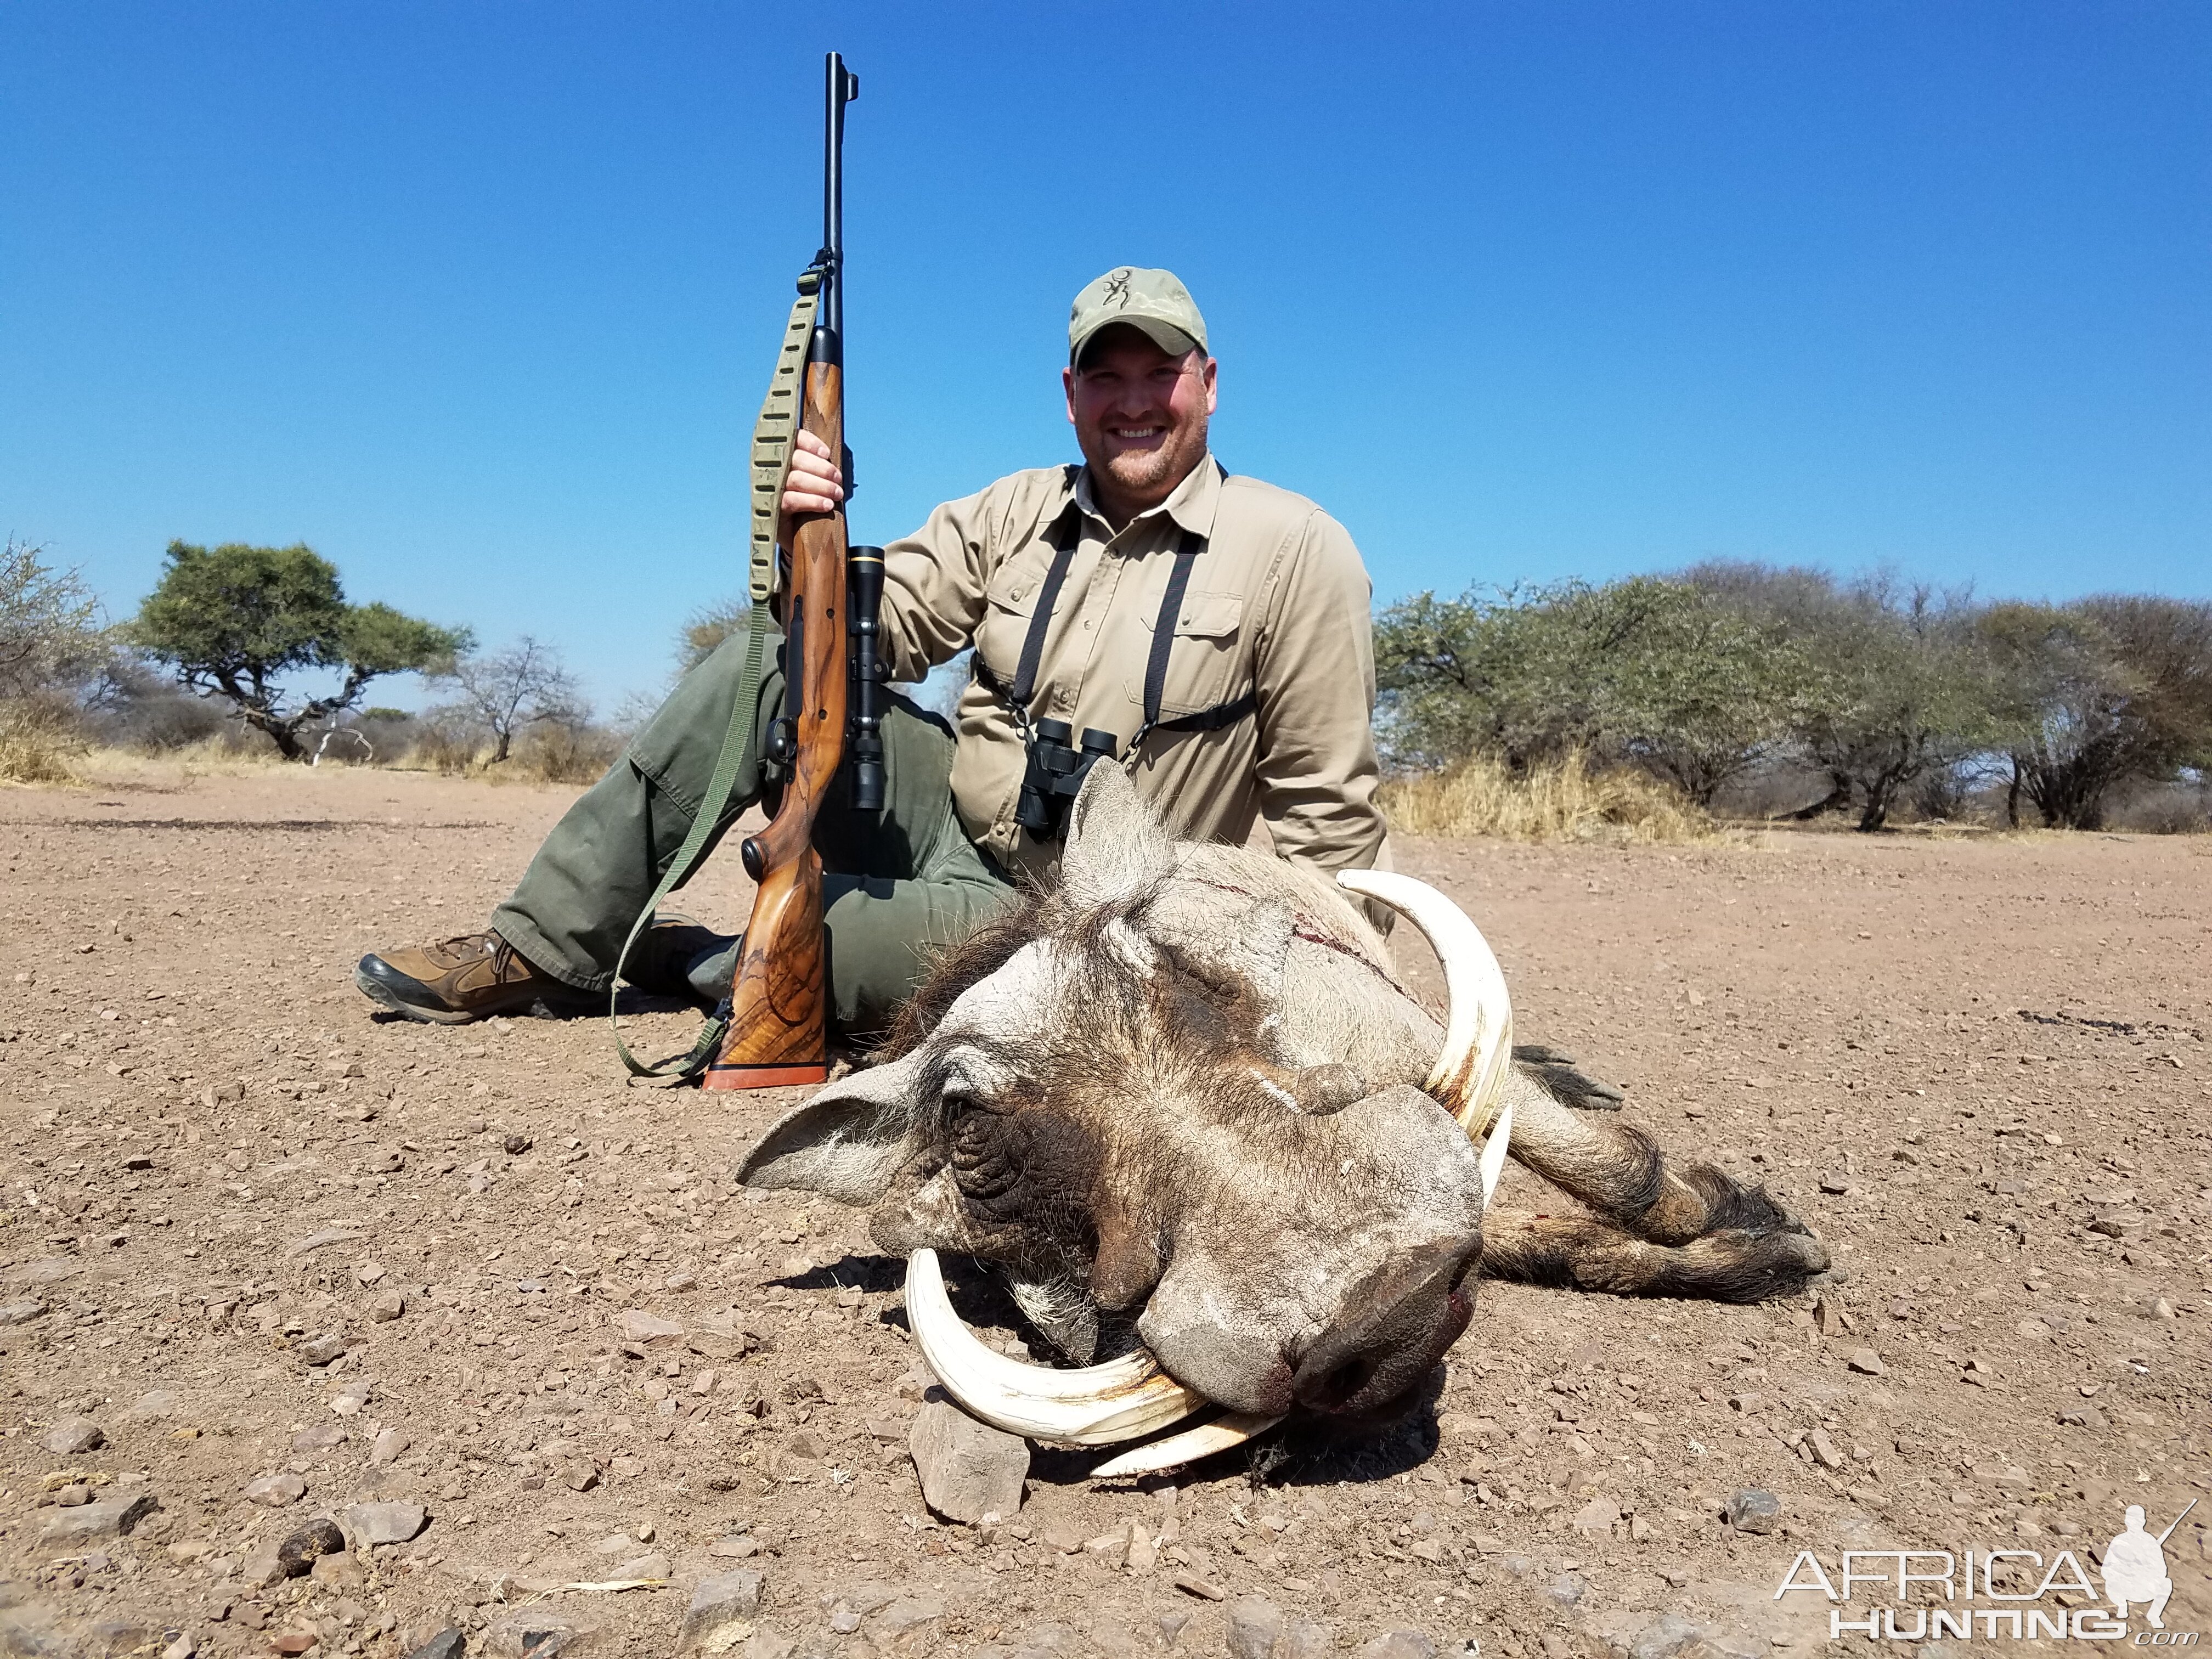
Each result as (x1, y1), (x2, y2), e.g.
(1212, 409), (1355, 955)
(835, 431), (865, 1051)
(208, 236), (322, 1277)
(1063, 326), (1218, 516)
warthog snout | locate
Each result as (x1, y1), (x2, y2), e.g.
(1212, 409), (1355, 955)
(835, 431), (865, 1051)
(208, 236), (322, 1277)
(1287, 1236), (1481, 1419)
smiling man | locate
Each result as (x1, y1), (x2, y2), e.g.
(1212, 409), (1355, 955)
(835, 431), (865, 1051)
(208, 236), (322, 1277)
(356, 267), (1389, 1034)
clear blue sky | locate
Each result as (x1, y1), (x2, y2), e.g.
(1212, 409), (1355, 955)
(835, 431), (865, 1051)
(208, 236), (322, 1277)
(5, 2), (2207, 713)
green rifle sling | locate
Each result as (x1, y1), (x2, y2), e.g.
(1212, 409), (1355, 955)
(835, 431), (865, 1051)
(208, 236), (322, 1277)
(607, 261), (821, 1081)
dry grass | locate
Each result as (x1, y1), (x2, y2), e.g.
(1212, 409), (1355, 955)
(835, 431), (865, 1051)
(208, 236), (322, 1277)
(0, 702), (88, 786)
(1380, 749), (1713, 844)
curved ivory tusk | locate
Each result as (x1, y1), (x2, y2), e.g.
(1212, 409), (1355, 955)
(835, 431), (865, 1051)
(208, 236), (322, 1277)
(1478, 1098), (1514, 1209)
(1336, 867), (1516, 1149)
(1088, 1411), (1286, 1481)
(904, 1249), (1209, 1446)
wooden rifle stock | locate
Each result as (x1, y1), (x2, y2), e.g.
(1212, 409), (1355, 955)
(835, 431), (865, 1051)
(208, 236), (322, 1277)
(703, 359), (847, 1090)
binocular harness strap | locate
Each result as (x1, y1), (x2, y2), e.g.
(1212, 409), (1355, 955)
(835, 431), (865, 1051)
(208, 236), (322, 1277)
(986, 520), (1256, 755)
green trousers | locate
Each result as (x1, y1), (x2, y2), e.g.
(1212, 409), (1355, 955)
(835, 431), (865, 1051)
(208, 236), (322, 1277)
(490, 624), (1016, 1035)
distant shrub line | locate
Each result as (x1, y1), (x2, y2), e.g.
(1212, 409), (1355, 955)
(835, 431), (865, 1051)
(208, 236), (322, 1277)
(1376, 564), (2212, 836)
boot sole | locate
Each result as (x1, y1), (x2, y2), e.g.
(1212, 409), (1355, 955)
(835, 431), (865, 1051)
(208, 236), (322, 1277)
(353, 956), (588, 1025)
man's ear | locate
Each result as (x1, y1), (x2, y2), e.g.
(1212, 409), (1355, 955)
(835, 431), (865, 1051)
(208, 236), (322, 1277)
(734, 1048), (930, 1205)
(1062, 762), (1175, 907)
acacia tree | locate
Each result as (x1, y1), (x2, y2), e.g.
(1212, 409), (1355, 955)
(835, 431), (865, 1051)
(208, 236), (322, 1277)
(1373, 577), (1823, 802)
(0, 539), (111, 702)
(1685, 563), (2007, 831)
(1981, 597), (2212, 828)
(431, 636), (586, 764)
(131, 540), (469, 760)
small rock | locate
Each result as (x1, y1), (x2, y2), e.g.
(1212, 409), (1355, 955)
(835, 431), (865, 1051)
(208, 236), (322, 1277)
(1632, 1613), (1703, 1659)
(1281, 1620), (1330, 1659)
(1545, 1575), (1587, 1608)
(43, 1414), (105, 1454)
(1846, 1347), (1884, 1376)
(1172, 1574), (1227, 1601)
(876, 1596), (945, 1637)
(275, 1519), (346, 1579)
(2059, 1406), (2109, 1431)
(1726, 1487), (1781, 1534)
(1357, 1635), (1440, 1659)
(617, 1309), (684, 1345)
(243, 1472), (307, 1507)
(614, 1552), (670, 1581)
(292, 1423), (345, 1452)
(907, 1400), (1028, 1523)
(296, 1333), (350, 1366)
(678, 1570), (764, 1653)
(504, 1133), (533, 1155)
(1572, 1495), (1619, 1534)
(309, 1550), (366, 1591)
(120, 1389), (182, 1422)
(2151, 1297), (2176, 1320)
(284, 1227), (355, 1260)
(402, 1631), (466, 1659)
(342, 1500), (427, 1547)
(0, 1297), (48, 1325)
(369, 1291), (407, 1323)
(708, 1534), (758, 1559)
(1226, 1597), (1283, 1659)
(53, 1483), (91, 1508)
(328, 1382), (373, 1417)
(1082, 1531), (1130, 1570)
(1808, 1428), (1846, 1470)
(269, 1634), (318, 1657)
(38, 1491), (157, 1545)
(369, 1427), (409, 1467)
(1818, 1173), (1852, 1195)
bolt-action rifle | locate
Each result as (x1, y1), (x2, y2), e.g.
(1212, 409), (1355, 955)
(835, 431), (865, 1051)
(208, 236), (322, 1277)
(702, 50), (879, 1090)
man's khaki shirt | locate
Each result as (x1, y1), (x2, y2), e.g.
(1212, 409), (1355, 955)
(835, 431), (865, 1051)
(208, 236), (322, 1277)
(875, 455), (1387, 884)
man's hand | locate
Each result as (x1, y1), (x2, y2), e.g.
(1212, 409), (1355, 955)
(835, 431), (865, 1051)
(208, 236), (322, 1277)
(779, 430), (846, 547)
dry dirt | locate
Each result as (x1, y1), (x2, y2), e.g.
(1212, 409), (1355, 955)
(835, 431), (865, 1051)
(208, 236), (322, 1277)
(1, 765), (2206, 1659)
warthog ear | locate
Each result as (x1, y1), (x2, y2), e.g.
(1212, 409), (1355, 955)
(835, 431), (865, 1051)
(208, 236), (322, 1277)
(733, 1048), (929, 1205)
(1063, 761), (1175, 907)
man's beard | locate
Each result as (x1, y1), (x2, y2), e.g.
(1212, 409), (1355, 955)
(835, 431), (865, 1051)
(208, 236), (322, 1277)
(1096, 417), (1207, 502)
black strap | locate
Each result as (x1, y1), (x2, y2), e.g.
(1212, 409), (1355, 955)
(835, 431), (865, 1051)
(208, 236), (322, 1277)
(1005, 515), (1083, 716)
(1141, 533), (1203, 732)
(1155, 687), (1259, 733)
(979, 516), (1256, 753)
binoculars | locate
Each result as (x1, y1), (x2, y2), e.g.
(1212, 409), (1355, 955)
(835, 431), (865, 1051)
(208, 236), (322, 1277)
(1014, 719), (1119, 840)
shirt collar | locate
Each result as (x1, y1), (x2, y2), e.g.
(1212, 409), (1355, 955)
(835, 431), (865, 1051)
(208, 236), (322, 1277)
(1067, 453), (1223, 545)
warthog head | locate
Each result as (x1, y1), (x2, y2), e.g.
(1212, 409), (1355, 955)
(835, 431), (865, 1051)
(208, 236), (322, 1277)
(738, 765), (1518, 1469)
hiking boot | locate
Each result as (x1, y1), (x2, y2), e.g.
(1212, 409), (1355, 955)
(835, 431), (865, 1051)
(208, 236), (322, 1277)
(354, 931), (583, 1024)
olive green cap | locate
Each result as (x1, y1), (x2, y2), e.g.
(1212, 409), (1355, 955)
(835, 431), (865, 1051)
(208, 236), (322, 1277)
(1068, 267), (1209, 366)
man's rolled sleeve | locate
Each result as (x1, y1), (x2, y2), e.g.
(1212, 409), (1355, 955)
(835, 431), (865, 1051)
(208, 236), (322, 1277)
(875, 487), (996, 682)
(1251, 512), (1388, 874)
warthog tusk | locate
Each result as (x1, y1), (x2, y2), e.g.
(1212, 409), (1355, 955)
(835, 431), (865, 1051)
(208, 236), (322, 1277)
(1478, 1098), (1514, 1209)
(904, 1248), (1209, 1446)
(1335, 867), (1516, 1151)
(1088, 1411), (1287, 1481)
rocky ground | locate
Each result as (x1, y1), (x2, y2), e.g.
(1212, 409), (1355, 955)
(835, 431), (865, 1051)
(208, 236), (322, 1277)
(0, 764), (2205, 1659)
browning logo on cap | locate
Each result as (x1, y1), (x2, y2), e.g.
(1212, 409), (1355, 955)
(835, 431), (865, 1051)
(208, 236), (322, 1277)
(1069, 266), (1208, 365)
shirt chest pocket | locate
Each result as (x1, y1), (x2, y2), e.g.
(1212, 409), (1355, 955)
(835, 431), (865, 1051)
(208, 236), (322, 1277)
(975, 560), (1056, 690)
(1128, 589), (1246, 715)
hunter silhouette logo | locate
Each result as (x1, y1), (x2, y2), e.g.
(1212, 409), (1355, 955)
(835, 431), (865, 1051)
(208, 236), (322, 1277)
(2105, 1502), (2193, 1630)
(1102, 268), (1134, 308)
(1774, 1497), (2200, 1643)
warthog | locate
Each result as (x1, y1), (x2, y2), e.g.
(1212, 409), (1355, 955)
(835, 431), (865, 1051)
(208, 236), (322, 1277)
(739, 766), (1826, 1474)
